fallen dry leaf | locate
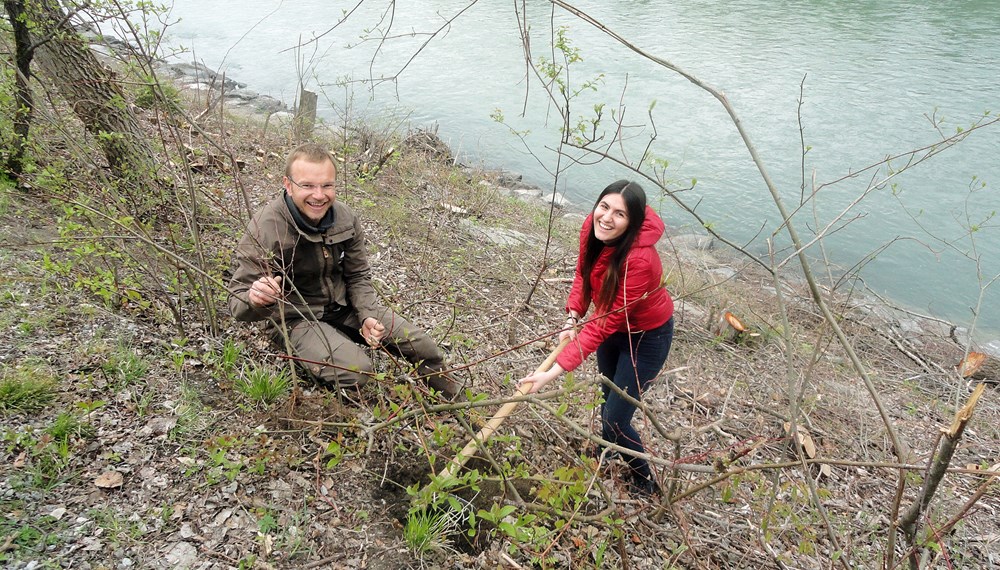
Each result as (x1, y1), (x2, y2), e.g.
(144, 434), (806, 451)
(784, 422), (817, 458)
(94, 470), (124, 489)
(801, 431), (817, 458)
(142, 416), (178, 437)
(259, 533), (274, 557)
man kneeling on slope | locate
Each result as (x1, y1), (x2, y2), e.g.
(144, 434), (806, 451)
(228, 142), (465, 400)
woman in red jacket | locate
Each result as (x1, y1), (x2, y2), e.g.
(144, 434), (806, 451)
(519, 180), (675, 497)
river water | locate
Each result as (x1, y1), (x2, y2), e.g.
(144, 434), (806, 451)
(158, 0), (1000, 341)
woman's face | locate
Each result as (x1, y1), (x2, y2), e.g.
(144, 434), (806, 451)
(593, 193), (629, 243)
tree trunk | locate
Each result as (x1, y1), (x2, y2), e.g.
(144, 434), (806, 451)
(3, 0), (34, 182)
(26, 0), (163, 203)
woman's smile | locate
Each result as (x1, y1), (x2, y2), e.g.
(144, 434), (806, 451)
(593, 193), (629, 242)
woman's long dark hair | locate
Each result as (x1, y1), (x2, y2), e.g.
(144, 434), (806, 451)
(581, 180), (648, 311)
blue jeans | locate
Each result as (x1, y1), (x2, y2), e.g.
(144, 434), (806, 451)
(595, 317), (674, 479)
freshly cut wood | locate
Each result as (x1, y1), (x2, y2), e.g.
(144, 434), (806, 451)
(957, 352), (987, 378)
(724, 312), (746, 332)
(711, 309), (752, 342)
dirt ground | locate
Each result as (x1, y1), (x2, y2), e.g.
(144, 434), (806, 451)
(2, 85), (999, 570)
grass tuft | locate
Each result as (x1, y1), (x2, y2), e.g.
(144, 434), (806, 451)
(0, 361), (58, 414)
(234, 364), (289, 407)
(404, 506), (457, 555)
(101, 344), (150, 386)
(212, 338), (242, 381)
(46, 410), (95, 442)
(173, 380), (211, 438)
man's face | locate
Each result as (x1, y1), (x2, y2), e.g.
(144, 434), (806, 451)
(283, 158), (337, 224)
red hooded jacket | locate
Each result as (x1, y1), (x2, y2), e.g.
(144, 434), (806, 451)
(556, 205), (674, 372)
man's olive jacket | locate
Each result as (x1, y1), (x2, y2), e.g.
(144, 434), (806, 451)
(228, 195), (381, 326)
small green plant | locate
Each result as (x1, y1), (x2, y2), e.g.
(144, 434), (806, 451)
(431, 423), (455, 447)
(204, 435), (244, 485)
(131, 389), (155, 418)
(6, 428), (77, 491)
(257, 509), (279, 535)
(46, 411), (95, 443)
(234, 363), (289, 407)
(14, 305), (58, 336)
(324, 440), (345, 469)
(158, 504), (175, 524)
(0, 509), (65, 563)
(535, 464), (589, 511)
(75, 399), (106, 414)
(214, 338), (243, 380)
(87, 507), (145, 546)
(49, 201), (152, 310)
(469, 501), (552, 564)
(134, 75), (181, 111)
(0, 361), (58, 414)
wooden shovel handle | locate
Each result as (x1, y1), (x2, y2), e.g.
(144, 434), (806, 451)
(441, 337), (570, 479)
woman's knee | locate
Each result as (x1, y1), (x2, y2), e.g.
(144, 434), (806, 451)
(603, 419), (625, 438)
(601, 409), (630, 435)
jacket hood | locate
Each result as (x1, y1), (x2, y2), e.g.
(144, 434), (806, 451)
(633, 205), (664, 248)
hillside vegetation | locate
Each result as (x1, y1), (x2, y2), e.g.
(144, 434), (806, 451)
(2, 25), (999, 570)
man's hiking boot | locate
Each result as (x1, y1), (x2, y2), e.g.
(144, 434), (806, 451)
(426, 373), (467, 402)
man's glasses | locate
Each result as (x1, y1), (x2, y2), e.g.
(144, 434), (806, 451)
(288, 178), (335, 192)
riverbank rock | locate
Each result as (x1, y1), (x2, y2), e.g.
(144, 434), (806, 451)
(539, 191), (570, 208)
(475, 174), (577, 212)
(161, 61), (246, 91)
(670, 233), (715, 252)
(155, 61), (288, 115)
(458, 218), (537, 248)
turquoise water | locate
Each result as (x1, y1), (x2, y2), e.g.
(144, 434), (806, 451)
(160, 0), (1000, 340)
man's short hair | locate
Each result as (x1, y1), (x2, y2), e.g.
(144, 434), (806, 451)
(284, 143), (336, 177)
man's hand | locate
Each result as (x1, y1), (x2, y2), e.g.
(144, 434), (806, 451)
(361, 317), (386, 346)
(248, 275), (282, 308)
